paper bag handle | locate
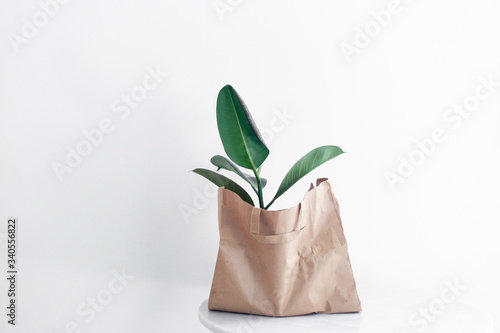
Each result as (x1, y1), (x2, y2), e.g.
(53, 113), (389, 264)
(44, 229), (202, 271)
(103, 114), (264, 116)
(250, 205), (305, 244)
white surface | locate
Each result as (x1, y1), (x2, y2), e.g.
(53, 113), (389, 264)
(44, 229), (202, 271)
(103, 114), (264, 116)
(199, 285), (495, 333)
(0, 0), (499, 332)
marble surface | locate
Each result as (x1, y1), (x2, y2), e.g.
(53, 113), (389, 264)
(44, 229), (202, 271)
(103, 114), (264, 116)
(199, 286), (495, 333)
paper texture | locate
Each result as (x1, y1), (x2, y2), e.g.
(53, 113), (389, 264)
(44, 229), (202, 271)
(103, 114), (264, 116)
(208, 178), (361, 316)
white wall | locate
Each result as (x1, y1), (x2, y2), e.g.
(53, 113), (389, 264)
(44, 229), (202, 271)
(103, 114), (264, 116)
(0, 0), (499, 332)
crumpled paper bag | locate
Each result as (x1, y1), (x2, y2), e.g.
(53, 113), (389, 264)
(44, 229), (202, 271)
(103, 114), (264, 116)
(208, 178), (361, 316)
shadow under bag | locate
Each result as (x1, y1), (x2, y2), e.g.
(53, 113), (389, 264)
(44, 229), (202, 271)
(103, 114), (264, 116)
(208, 178), (361, 316)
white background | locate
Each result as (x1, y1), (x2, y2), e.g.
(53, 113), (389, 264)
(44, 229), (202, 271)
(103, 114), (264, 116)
(0, 0), (499, 332)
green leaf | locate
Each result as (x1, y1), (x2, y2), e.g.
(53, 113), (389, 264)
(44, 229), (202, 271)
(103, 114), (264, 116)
(216, 85), (269, 170)
(266, 146), (344, 209)
(211, 155), (267, 192)
(191, 168), (254, 206)
(248, 175), (267, 189)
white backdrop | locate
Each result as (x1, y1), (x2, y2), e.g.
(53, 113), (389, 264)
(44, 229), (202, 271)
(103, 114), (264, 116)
(0, 1), (499, 332)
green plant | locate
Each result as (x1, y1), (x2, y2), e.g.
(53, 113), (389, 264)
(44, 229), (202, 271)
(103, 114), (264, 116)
(192, 85), (344, 210)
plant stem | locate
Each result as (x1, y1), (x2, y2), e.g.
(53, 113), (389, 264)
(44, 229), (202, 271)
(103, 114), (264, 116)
(264, 198), (275, 210)
(252, 168), (264, 209)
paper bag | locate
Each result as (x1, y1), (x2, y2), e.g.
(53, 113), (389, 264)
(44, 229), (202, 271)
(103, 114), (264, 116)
(208, 178), (361, 317)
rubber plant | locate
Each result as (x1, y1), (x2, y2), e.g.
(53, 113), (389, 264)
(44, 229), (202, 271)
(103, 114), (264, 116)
(192, 85), (344, 210)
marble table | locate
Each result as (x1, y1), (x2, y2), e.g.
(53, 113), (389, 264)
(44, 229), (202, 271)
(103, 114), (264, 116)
(199, 286), (494, 333)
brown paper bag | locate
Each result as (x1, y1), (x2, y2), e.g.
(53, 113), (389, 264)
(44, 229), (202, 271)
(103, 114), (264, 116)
(208, 178), (361, 316)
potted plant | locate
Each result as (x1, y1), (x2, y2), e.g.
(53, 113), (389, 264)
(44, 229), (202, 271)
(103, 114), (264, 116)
(193, 85), (361, 317)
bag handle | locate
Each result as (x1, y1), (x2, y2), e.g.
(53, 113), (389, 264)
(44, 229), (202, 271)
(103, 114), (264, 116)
(250, 204), (306, 244)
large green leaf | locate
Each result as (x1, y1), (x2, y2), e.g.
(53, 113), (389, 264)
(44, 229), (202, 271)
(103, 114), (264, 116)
(266, 146), (344, 209)
(191, 168), (254, 206)
(211, 155), (267, 192)
(216, 85), (269, 170)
